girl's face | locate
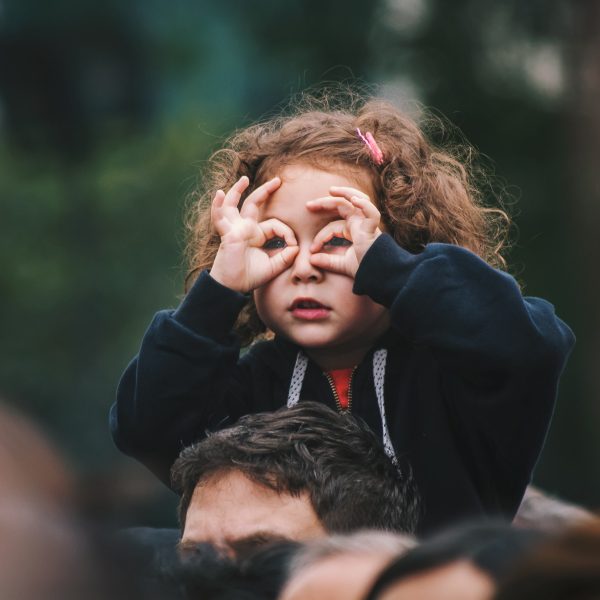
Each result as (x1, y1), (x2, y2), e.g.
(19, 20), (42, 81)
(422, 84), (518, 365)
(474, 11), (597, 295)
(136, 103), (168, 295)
(253, 163), (390, 370)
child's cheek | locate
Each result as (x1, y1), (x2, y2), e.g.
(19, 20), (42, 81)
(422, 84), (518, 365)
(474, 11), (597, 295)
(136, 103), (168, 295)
(253, 285), (275, 328)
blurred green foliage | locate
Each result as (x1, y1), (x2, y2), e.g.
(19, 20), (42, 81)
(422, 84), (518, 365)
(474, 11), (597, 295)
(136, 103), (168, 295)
(0, 115), (207, 456)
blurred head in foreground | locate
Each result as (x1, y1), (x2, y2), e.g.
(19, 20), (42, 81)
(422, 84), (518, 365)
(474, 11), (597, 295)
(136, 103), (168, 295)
(279, 530), (416, 600)
(0, 401), (169, 600)
(494, 517), (600, 600)
(363, 520), (544, 600)
(513, 485), (594, 532)
(0, 401), (74, 508)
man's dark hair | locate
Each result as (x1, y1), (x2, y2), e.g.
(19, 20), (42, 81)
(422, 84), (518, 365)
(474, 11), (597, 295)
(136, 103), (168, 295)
(171, 402), (419, 534)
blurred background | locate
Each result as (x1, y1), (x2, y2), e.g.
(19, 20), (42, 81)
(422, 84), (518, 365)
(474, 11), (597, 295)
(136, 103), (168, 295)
(1, 0), (598, 527)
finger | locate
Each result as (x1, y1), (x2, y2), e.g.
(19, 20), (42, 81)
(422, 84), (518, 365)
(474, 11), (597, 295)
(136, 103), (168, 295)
(306, 196), (355, 218)
(211, 189), (226, 217)
(327, 188), (379, 222)
(240, 177), (281, 219)
(346, 196), (383, 236)
(210, 190), (228, 232)
(306, 195), (354, 208)
(222, 176), (250, 207)
(348, 194), (381, 221)
(329, 185), (371, 201)
(310, 220), (348, 253)
(258, 218), (298, 247)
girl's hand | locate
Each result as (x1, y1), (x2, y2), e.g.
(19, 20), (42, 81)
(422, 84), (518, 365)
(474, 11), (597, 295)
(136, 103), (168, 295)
(307, 186), (382, 278)
(210, 176), (299, 293)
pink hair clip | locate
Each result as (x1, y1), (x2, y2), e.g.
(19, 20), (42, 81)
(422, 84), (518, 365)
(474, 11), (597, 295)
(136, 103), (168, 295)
(356, 127), (384, 165)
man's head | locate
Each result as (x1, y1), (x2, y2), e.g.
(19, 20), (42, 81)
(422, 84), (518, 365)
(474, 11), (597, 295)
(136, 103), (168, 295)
(171, 402), (419, 552)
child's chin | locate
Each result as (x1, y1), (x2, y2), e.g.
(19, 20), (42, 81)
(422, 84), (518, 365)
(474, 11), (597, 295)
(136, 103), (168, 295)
(286, 332), (340, 349)
(270, 322), (343, 349)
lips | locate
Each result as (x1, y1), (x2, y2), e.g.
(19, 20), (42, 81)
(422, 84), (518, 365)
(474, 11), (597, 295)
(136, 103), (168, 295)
(289, 298), (331, 320)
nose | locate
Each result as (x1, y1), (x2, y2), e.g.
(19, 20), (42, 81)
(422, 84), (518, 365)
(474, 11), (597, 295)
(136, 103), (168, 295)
(291, 245), (323, 283)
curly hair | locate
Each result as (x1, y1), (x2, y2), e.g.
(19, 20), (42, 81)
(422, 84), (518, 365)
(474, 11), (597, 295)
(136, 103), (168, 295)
(184, 88), (511, 345)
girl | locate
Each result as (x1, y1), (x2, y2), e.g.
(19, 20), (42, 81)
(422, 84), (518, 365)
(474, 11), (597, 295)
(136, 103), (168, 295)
(111, 92), (574, 533)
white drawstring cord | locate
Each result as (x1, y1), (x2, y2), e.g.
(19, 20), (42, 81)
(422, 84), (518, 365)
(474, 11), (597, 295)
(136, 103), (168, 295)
(286, 349), (398, 467)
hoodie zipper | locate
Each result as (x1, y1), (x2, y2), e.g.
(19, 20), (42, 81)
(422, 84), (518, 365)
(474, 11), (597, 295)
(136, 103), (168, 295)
(324, 367), (357, 414)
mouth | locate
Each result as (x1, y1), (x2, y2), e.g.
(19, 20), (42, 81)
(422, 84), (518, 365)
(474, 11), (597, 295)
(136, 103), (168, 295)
(289, 298), (331, 320)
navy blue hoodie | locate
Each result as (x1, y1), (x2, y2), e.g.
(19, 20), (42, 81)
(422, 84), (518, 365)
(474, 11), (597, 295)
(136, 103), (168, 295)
(110, 234), (574, 533)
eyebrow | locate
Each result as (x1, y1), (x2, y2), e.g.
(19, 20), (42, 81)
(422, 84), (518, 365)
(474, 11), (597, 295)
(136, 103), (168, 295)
(229, 532), (291, 554)
(177, 531), (292, 557)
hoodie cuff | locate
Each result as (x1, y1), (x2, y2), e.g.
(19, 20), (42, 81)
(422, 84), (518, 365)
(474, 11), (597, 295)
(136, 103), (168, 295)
(174, 270), (248, 337)
(353, 233), (418, 307)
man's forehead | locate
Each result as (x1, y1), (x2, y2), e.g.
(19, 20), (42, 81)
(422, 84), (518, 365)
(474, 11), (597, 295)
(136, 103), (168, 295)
(181, 470), (325, 548)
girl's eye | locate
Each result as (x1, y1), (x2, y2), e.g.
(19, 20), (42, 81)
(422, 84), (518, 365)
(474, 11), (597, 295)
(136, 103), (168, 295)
(323, 236), (351, 248)
(263, 237), (287, 250)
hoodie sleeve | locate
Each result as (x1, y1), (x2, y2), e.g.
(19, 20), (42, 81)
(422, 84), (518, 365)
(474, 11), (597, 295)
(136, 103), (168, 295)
(109, 270), (253, 485)
(354, 234), (575, 503)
